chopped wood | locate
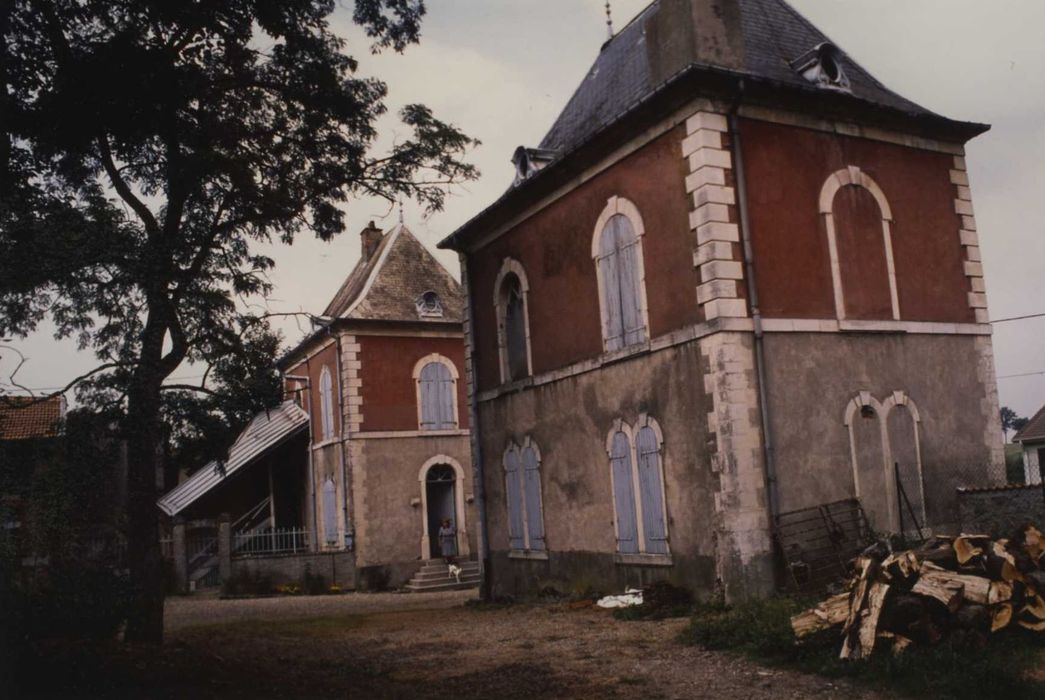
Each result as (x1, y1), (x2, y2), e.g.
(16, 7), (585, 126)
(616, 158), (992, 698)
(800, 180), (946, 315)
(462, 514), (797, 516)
(954, 603), (990, 632)
(954, 535), (987, 565)
(791, 592), (853, 638)
(991, 603), (1013, 632)
(919, 561), (990, 605)
(856, 582), (890, 657)
(989, 580), (1014, 605)
(1022, 594), (1045, 621)
(1018, 618), (1045, 631)
(911, 575), (963, 612)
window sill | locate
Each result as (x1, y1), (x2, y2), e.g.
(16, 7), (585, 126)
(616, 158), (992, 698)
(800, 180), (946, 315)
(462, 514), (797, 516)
(614, 553), (673, 567)
(600, 340), (651, 367)
(508, 549), (549, 561)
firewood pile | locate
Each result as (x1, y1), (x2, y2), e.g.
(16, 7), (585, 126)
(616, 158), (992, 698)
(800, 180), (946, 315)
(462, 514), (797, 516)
(791, 524), (1045, 659)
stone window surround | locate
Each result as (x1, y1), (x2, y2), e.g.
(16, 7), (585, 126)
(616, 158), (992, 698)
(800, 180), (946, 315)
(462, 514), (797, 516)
(843, 390), (927, 533)
(412, 353), (460, 431)
(818, 166), (900, 322)
(416, 454), (470, 561)
(591, 196), (651, 352)
(493, 257), (534, 384)
(318, 364), (335, 441)
(503, 436), (548, 560)
(605, 414), (672, 566)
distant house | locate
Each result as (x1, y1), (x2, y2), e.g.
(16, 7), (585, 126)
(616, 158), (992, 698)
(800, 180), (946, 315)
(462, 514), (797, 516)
(0, 395), (67, 531)
(440, 0), (1005, 600)
(1014, 405), (1045, 485)
(158, 222), (476, 591)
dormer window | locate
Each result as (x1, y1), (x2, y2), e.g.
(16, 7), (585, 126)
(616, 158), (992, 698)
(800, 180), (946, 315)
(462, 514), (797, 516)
(416, 290), (443, 318)
(790, 42), (850, 92)
(511, 146), (558, 186)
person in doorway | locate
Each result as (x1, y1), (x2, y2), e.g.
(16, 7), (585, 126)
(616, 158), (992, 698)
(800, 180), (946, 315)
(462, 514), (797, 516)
(438, 518), (457, 565)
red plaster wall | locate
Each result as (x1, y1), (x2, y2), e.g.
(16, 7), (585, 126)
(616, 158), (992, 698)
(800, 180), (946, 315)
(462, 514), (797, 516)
(469, 126), (697, 391)
(358, 334), (469, 432)
(284, 342), (340, 445)
(738, 118), (972, 323)
(834, 186), (894, 320)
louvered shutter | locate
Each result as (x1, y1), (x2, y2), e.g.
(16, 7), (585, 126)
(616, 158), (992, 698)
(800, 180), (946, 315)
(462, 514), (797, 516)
(522, 445), (545, 551)
(419, 363), (438, 430)
(636, 426), (668, 554)
(319, 367), (334, 439)
(614, 217), (646, 346)
(435, 363), (455, 429)
(504, 447), (526, 550)
(322, 478), (338, 545)
(610, 431), (638, 553)
(598, 222), (624, 351)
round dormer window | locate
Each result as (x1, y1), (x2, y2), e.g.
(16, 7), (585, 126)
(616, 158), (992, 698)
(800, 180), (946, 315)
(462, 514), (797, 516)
(416, 290), (443, 318)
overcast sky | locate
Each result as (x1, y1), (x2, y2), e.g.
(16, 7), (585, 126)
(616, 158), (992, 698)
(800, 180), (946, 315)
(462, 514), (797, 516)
(3, 0), (1044, 420)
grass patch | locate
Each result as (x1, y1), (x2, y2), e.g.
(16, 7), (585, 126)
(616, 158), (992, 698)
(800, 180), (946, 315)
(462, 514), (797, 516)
(679, 597), (1045, 699)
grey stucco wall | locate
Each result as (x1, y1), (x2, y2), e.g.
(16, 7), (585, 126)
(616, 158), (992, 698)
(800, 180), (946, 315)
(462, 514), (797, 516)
(957, 485), (1045, 537)
(762, 332), (1002, 532)
(478, 341), (719, 598)
(348, 433), (474, 587)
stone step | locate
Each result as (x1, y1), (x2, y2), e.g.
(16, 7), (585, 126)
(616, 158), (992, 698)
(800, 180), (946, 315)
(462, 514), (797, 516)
(418, 561), (479, 573)
(404, 579), (481, 593)
(416, 563), (480, 576)
(406, 572), (481, 588)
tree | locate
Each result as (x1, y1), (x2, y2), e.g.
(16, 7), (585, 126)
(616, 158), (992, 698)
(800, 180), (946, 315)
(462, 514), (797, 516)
(1000, 407), (1027, 442)
(1, 0), (477, 642)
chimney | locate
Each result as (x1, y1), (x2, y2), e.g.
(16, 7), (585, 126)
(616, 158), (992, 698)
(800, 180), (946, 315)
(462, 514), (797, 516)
(360, 221), (383, 262)
(645, 0), (745, 86)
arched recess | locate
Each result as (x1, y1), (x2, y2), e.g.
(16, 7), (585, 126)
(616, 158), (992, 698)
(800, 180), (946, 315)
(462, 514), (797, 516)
(493, 257), (533, 383)
(412, 354), (459, 430)
(591, 196), (650, 352)
(604, 415), (670, 557)
(882, 391), (927, 530)
(819, 167), (900, 321)
(417, 455), (469, 560)
(605, 419), (639, 554)
(319, 365), (335, 440)
(843, 392), (897, 533)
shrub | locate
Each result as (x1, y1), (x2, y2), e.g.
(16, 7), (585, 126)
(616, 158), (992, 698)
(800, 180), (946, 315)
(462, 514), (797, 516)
(221, 569), (273, 596)
(678, 596), (803, 657)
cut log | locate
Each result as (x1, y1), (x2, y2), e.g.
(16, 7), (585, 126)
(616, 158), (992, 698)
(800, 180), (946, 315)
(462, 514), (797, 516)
(1018, 618), (1045, 631)
(911, 575), (963, 612)
(1022, 594), (1045, 621)
(841, 581), (890, 660)
(791, 592), (851, 638)
(991, 603), (1013, 632)
(881, 551), (919, 584)
(919, 561), (991, 605)
(989, 581), (1014, 605)
(1025, 570), (1045, 595)
(844, 557), (877, 634)
(954, 535), (987, 565)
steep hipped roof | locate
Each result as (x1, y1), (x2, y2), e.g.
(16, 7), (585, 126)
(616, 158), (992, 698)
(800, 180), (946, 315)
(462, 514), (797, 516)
(0, 395), (65, 440)
(157, 401), (308, 517)
(1015, 404), (1045, 444)
(540, 0), (936, 155)
(322, 224), (464, 323)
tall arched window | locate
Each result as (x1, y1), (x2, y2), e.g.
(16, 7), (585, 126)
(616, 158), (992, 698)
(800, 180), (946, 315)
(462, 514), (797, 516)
(503, 437), (546, 552)
(819, 167), (899, 321)
(414, 355), (458, 430)
(322, 477), (338, 546)
(319, 365), (334, 440)
(592, 197), (648, 351)
(606, 415), (668, 557)
(494, 258), (532, 383)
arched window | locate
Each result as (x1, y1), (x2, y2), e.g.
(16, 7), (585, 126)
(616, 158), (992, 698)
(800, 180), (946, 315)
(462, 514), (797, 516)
(593, 197), (648, 351)
(844, 393), (894, 533)
(606, 416), (669, 557)
(819, 167), (899, 321)
(503, 437), (546, 552)
(414, 355), (458, 430)
(494, 258), (532, 383)
(322, 477), (338, 546)
(319, 365), (334, 440)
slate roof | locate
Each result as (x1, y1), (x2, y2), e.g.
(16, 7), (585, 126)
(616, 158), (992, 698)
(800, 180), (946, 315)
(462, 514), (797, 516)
(322, 224), (464, 324)
(540, 0), (936, 154)
(1015, 404), (1045, 444)
(0, 395), (65, 441)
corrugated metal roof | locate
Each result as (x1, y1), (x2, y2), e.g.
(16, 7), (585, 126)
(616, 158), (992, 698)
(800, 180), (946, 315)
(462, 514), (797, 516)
(157, 401), (309, 516)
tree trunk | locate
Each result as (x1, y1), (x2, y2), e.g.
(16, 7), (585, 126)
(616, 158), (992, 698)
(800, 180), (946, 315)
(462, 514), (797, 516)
(123, 362), (166, 643)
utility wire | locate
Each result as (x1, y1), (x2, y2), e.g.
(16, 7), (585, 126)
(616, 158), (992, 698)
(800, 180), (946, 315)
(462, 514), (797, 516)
(991, 312), (1045, 324)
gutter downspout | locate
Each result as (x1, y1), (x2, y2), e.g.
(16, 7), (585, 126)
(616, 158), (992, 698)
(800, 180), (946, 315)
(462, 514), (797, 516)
(728, 83), (781, 527)
(459, 253), (491, 601)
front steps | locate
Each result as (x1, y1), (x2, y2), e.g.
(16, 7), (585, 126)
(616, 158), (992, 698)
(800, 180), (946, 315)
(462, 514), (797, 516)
(404, 559), (480, 592)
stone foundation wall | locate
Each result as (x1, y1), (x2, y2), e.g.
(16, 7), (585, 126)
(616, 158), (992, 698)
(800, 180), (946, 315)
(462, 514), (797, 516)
(231, 551), (356, 589)
(957, 485), (1045, 537)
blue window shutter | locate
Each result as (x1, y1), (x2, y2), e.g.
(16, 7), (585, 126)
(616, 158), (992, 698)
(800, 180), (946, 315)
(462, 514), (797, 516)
(614, 217), (646, 346)
(437, 364), (455, 429)
(420, 361), (455, 430)
(611, 431), (638, 554)
(522, 445), (545, 550)
(598, 223), (624, 351)
(319, 367), (334, 439)
(636, 426), (668, 554)
(322, 478), (338, 545)
(504, 447), (526, 550)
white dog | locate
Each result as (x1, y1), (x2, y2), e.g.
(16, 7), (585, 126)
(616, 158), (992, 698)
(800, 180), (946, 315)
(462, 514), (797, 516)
(447, 563), (462, 583)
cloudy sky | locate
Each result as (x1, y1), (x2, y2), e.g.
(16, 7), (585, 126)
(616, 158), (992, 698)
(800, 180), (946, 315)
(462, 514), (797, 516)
(4, 0), (1044, 420)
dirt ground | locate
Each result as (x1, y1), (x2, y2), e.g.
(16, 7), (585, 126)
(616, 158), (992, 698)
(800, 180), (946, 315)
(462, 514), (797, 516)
(12, 591), (890, 700)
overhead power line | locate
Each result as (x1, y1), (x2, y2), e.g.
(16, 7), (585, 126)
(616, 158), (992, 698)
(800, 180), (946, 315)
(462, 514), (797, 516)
(991, 312), (1045, 324)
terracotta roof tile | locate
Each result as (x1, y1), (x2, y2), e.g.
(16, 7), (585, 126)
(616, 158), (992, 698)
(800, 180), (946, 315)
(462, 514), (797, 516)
(0, 395), (65, 440)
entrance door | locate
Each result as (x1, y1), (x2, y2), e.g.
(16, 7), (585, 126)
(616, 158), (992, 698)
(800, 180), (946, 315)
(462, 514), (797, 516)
(425, 465), (457, 559)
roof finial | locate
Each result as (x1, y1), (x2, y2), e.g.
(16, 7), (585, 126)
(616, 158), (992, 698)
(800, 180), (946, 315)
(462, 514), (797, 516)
(397, 198), (404, 225)
(605, 1), (614, 40)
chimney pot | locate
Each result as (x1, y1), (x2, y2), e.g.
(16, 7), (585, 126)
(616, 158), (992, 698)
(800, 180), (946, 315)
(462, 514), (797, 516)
(360, 221), (383, 262)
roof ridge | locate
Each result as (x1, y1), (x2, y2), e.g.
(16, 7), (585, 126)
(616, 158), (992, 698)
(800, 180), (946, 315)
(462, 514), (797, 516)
(1014, 402), (1045, 442)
